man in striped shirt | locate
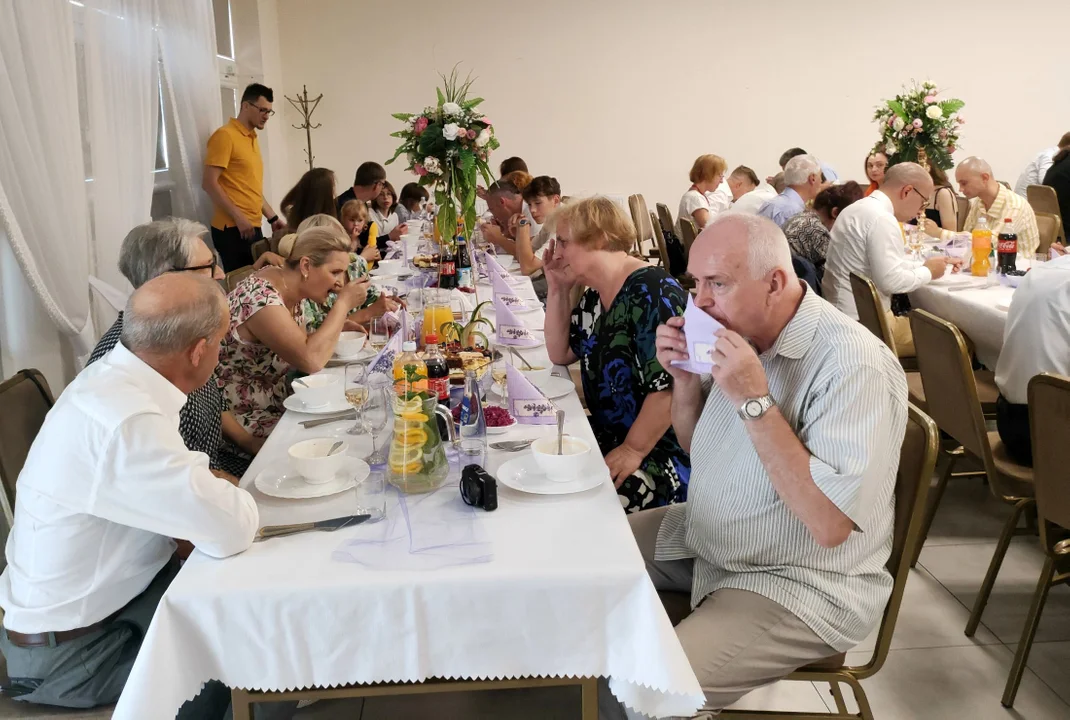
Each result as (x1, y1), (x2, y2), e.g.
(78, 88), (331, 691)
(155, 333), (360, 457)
(635, 214), (907, 713)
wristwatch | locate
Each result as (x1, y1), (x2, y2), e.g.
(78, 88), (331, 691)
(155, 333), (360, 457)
(518, 218), (530, 227)
(738, 394), (775, 421)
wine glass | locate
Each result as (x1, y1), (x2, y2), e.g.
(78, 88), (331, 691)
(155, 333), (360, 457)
(363, 374), (392, 465)
(344, 363), (368, 436)
(369, 317), (389, 353)
(491, 349), (509, 407)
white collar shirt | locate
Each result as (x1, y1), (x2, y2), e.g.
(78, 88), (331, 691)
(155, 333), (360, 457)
(0, 343), (259, 633)
(1014, 147), (1059, 197)
(732, 185), (778, 215)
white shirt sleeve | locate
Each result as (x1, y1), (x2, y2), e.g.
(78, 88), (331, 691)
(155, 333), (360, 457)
(866, 216), (932, 296)
(92, 412), (259, 558)
(680, 190), (709, 223)
(1038, 156), (1055, 185)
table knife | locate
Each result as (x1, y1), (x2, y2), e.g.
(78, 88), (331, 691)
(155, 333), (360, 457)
(255, 514), (370, 541)
(300, 411), (357, 428)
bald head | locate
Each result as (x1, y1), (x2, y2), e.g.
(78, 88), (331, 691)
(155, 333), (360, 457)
(122, 274), (228, 356)
(696, 214), (794, 280)
(958, 156), (992, 177)
(882, 162), (933, 192)
(954, 156), (997, 201)
(878, 162), (934, 223)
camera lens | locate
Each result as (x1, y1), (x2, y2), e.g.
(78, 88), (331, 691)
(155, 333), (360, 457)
(460, 466), (484, 508)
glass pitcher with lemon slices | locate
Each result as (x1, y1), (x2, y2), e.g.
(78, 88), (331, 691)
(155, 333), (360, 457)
(388, 341), (454, 493)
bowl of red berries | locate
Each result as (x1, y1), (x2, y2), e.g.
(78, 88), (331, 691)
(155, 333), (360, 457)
(452, 403), (517, 434)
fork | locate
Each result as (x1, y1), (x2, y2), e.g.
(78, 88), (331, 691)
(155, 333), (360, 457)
(490, 439), (536, 452)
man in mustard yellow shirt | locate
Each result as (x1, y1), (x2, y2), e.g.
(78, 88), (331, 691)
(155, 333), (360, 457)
(202, 83), (285, 271)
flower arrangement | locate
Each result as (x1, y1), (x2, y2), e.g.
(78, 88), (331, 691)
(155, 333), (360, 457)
(386, 67), (500, 247)
(873, 81), (965, 170)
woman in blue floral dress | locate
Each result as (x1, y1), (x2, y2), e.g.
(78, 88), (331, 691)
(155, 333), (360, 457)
(544, 197), (691, 511)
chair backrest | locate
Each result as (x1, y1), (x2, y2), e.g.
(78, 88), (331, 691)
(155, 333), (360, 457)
(678, 217), (698, 258)
(849, 273), (895, 352)
(1027, 184), (1062, 219)
(627, 194), (655, 257)
(225, 266), (255, 293)
(861, 403), (938, 677)
(1035, 212), (1064, 255)
(0, 370), (55, 525)
(909, 310), (991, 464)
(250, 238), (270, 261)
(956, 194), (969, 231)
(1028, 373), (1070, 548)
(649, 211), (670, 268)
(655, 202), (675, 237)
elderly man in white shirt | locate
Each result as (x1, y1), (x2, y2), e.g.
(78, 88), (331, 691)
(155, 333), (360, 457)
(1014, 132), (1070, 197)
(822, 162), (956, 357)
(599, 214), (905, 716)
(994, 253), (1070, 466)
(727, 165), (777, 215)
(757, 154), (823, 228)
(0, 273), (258, 714)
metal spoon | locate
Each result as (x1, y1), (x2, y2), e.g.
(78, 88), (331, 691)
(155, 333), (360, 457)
(556, 410), (565, 455)
(293, 378), (310, 389)
(509, 347), (533, 370)
(326, 441), (344, 456)
(490, 439), (535, 452)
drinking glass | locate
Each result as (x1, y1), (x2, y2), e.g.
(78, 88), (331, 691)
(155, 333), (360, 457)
(458, 438), (487, 471)
(355, 470), (386, 523)
(363, 374), (392, 465)
(491, 349), (509, 407)
(344, 363), (367, 436)
(369, 317), (389, 353)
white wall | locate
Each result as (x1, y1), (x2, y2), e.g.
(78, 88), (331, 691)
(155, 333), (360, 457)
(271, 0), (1069, 211)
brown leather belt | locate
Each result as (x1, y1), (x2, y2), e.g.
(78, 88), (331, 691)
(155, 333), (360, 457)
(4, 610), (121, 648)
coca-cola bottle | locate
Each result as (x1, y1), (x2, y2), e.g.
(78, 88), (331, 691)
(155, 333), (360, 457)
(439, 242), (457, 290)
(997, 218), (1018, 274)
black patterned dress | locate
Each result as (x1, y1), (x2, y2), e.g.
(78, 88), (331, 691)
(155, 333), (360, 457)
(569, 267), (691, 511)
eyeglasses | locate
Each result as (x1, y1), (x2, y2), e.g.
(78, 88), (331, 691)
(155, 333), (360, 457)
(246, 102), (275, 117)
(172, 258), (219, 275)
(909, 186), (929, 209)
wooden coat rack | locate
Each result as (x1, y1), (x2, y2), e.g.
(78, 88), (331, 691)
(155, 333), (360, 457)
(285, 85), (322, 170)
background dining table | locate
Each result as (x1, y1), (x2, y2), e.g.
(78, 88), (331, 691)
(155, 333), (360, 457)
(112, 234), (704, 719)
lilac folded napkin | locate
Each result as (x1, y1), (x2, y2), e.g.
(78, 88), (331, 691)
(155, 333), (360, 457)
(368, 319), (406, 374)
(670, 295), (723, 375)
(491, 271), (530, 311)
(506, 365), (557, 425)
(484, 252), (524, 286)
(493, 295), (540, 346)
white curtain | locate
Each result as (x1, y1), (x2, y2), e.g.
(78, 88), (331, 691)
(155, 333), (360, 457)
(157, 0), (221, 227)
(0, 1), (92, 353)
(83, 0), (159, 295)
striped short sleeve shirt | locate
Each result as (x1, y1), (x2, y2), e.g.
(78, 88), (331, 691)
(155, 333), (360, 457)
(655, 287), (908, 651)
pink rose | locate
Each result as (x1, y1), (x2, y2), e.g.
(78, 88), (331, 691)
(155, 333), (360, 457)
(957, 117), (966, 125)
(481, 118), (492, 126)
(467, 129), (476, 139)
(948, 145), (956, 153)
(414, 164), (427, 176)
(924, 95), (937, 104)
(912, 118), (923, 128)
(413, 116), (429, 135)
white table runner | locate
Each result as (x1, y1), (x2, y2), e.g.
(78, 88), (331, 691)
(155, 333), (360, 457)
(113, 271), (703, 719)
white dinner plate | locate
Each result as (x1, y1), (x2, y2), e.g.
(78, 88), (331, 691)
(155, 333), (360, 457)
(493, 338), (544, 350)
(369, 268), (401, 278)
(490, 375), (574, 400)
(486, 415), (518, 434)
(333, 347), (377, 363)
(253, 458), (369, 500)
(497, 455), (607, 496)
(283, 394), (352, 415)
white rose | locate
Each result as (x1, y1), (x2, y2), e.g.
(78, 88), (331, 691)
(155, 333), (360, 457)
(442, 102), (461, 116)
(423, 156), (441, 173)
(926, 105), (943, 120)
(892, 117), (905, 132)
(885, 142), (897, 155)
(475, 128), (491, 147)
(442, 123), (461, 141)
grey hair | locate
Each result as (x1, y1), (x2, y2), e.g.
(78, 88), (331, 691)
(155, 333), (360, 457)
(120, 274), (228, 355)
(117, 218), (207, 288)
(957, 156), (993, 176)
(782, 154), (822, 186)
(883, 162), (931, 189)
(711, 213), (795, 280)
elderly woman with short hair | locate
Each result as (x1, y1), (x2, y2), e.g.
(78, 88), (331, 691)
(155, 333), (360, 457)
(87, 218), (263, 477)
(544, 197), (691, 511)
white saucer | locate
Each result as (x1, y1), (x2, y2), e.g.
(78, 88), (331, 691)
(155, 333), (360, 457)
(369, 268), (399, 278)
(333, 347), (377, 363)
(534, 376), (576, 399)
(486, 416), (518, 434)
(253, 458), (369, 499)
(494, 338), (544, 350)
(283, 394), (352, 415)
(497, 455), (607, 495)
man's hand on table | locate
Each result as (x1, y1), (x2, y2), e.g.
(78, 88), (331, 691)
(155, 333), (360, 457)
(923, 255), (958, 280)
(709, 329), (769, 407)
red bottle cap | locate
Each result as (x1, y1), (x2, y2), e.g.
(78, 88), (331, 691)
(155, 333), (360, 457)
(426, 334), (438, 343)
(1005, 218), (1013, 223)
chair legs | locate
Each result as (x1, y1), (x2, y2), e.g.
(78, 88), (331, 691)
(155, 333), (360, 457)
(965, 498), (1033, 637)
(1002, 555), (1056, 707)
(828, 682), (848, 714)
(911, 449), (958, 568)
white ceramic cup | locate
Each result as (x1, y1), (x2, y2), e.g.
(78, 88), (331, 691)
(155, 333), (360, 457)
(531, 436), (591, 482)
(288, 438), (349, 484)
(292, 374), (340, 408)
(335, 331), (367, 358)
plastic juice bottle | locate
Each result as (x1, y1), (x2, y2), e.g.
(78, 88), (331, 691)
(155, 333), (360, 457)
(392, 341), (428, 397)
(971, 216), (992, 277)
(367, 221), (379, 250)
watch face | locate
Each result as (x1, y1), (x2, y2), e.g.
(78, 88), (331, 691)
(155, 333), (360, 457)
(744, 399), (764, 418)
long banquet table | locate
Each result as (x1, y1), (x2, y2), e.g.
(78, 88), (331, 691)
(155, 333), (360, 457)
(112, 247), (704, 719)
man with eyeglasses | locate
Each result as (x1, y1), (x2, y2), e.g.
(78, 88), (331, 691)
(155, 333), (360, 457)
(203, 83), (286, 272)
(822, 162), (958, 357)
(334, 162), (389, 248)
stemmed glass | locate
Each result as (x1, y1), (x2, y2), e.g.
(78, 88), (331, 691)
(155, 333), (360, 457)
(363, 374), (392, 465)
(491, 348), (509, 407)
(369, 317), (389, 353)
(344, 363), (368, 436)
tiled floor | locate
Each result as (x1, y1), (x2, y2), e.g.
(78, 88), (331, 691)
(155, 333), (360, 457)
(2, 472), (1067, 719)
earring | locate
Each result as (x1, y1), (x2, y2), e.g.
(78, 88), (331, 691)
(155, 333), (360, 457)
(302, 273), (308, 280)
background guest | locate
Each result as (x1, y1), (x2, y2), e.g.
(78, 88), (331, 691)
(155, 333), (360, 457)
(279, 166), (338, 232)
(396, 182), (429, 225)
(864, 152), (889, 196)
(499, 156), (528, 176)
(783, 181), (864, 270)
(544, 197), (690, 511)
(778, 146), (839, 183)
(216, 225), (369, 437)
(369, 180), (406, 241)
(1015, 131), (1070, 196)
(727, 165), (776, 214)
(1042, 144), (1070, 225)
(202, 83), (285, 271)
(923, 163), (958, 232)
(515, 175), (563, 300)
(339, 199), (380, 265)
(482, 179), (524, 254)
(678, 154), (727, 230)
(758, 154), (824, 228)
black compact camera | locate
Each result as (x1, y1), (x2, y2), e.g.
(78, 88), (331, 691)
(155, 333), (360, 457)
(460, 465), (498, 511)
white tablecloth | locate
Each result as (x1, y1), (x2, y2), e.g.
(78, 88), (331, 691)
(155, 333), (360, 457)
(909, 270), (1017, 369)
(114, 270), (703, 719)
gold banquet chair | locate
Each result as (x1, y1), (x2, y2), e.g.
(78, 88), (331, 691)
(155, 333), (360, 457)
(908, 310), (1033, 633)
(848, 273), (921, 377)
(649, 211), (670, 269)
(225, 266), (256, 293)
(718, 404), (938, 720)
(627, 194), (660, 264)
(656, 202), (675, 240)
(0, 369), (55, 526)
(1001, 374), (1070, 707)
(678, 217), (698, 261)
(1035, 212), (1064, 257)
(955, 194), (969, 232)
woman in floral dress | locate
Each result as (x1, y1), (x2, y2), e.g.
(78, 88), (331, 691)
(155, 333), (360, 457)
(544, 197), (691, 511)
(216, 224), (369, 437)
